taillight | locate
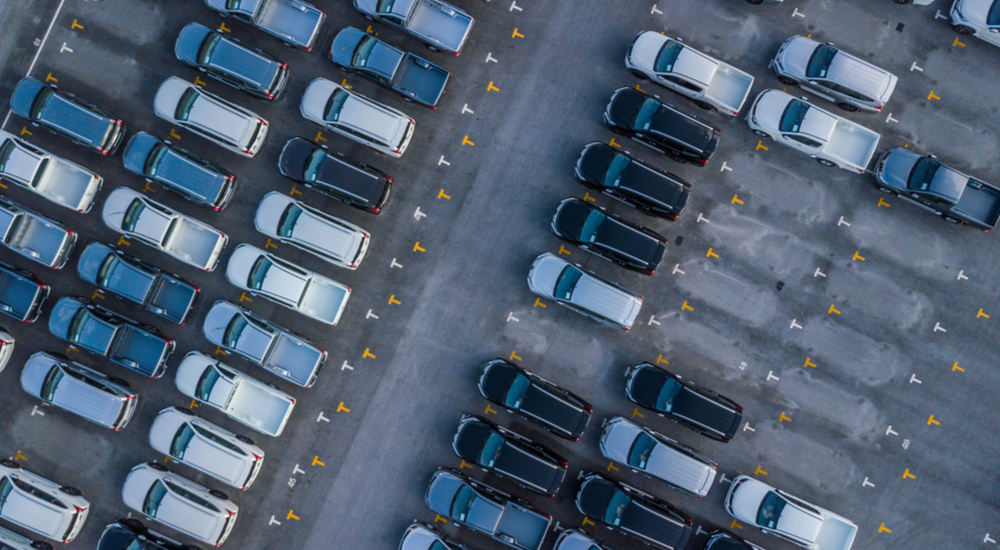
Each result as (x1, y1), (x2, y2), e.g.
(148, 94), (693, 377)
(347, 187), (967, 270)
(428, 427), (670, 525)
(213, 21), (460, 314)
(290, 398), (296, 404)
(281, 63), (288, 69)
(371, 207), (381, 214)
(698, 159), (708, 165)
(253, 453), (263, 461)
(265, 93), (275, 99)
(431, 105), (437, 110)
(875, 106), (883, 111)
(385, 176), (393, 183)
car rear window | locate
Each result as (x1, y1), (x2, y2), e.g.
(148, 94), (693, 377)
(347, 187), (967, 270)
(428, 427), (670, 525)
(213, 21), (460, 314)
(174, 88), (200, 122)
(197, 32), (222, 65)
(805, 44), (837, 79)
(655, 40), (683, 73)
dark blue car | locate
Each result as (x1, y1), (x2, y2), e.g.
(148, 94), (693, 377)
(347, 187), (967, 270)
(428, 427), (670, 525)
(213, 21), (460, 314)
(10, 77), (125, 155)
(122, 132), (236, 210)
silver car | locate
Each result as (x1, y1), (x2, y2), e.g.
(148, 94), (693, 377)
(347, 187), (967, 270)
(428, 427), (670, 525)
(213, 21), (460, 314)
(0, 524), (52, 550)
(771, 36), (897, 112)
(149, 407), (265, 490)
(0, 329), (14, 374)
(254, 192), (370, 269)
(553, 529), (615, 550)
(21, 352), (138, 430)
(122, 462), (238, 546)
(0, 461), (90, 543)
(154, 77), (268, 157)
(0, 131), (102, 213)
(527, 253), (643, 331)
(300, 78), (414, 157)
(398, 523), (464, 550)
(951, 0), (1000, 48)
(226, 244), (351, 325)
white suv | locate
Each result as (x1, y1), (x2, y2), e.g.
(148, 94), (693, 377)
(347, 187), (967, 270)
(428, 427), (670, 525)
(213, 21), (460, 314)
(300, 78), (414, 157)
(0, 461), (89, 543)
(154, 77), (268, 157)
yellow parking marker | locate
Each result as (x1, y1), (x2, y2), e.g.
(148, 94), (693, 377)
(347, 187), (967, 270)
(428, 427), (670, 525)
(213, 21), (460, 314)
(557, 245), (571, 255)
(287, 510), (300, 521)
(706, 248), (719, 259)
(462, 135), (475, 146)
(583, 192), (597, 202)
(437, 189), (450, 199)
(582, 517), (595, 527)
(607, 462), (620, 472)
(656, 354), (669, 365)
(459, 459), (473, 469)
(512, 28), (524, 38)
(193, 76), (207, 87)
(902, 468), (915, 479)
(754, 465), (768, 476)
(189, 399), (199, 409)
(804, 357), (817, 368)
(732, 194), (744, 205)
(14, 450), (27, 462)
(315, 131), (327, 142)
(312, 456), (325, 467)
(828, 304), (841, 315)
(977, 308), (989, 319)
(877, 197), (891, 208)
(756, 140), (769, 151)
(434, 514), (448, 523)
(681, 301), (693, 311)
(366, 25), (376, 34)
(632, 408), (645, 418)
(20, 126), (32, 136)
(363, 348), (376, 359)
(388, 295), (401, 305)
(952, 36), (965, 47)
(264, 239), (277, 249)
(927, 90), (941, 101)
(485, 404), (498, 415)
(730, 519), (743, 530)
(71, 19), (84, 30)
(45, 73), (57, 83)
(509, 350), (521, 361)
(336, 402), (350, 413)
(215, 347), (228, 355)
(117, 235), (130, 246)
(169, 129), (182, 140)
(143, 181), (156, 193)
(533, 297), (547, 308)
(91, 290), (104, 300)
(608, 138), (621, 148)
(413, 242), (426, 252)
(779, 411), (792, 422)
(952, 362), (964, 372)
(487, 81), (499, 92)
(239, 292), (252, 303)
(927, 414), (940, 426)
(290, 185), (302, 196)
(635, 84), (646, 94)
(852, 251), (865, 261)
(66, 345), (78, 353)
(340, 79), (352, 89)
(878, 523), (892, 534)
(219, 22), (230, 33)
(164, 456), (173, 462)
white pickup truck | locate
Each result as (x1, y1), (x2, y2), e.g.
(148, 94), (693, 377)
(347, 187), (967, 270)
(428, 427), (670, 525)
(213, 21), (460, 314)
(626, 32), (755, 116)
(354, 0), (473, 55)
(746, 89), (880, 174)
(726, 475), (857, 550)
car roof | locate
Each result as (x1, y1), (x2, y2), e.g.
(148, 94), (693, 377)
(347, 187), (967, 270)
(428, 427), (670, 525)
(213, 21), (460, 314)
(570, 273), (641, 325)
(338, 93), (406, 145)
(0, 476), (70, 538)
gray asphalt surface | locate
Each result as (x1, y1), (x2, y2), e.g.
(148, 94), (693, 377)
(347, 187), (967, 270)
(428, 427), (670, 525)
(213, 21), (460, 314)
(0, 1), (998, 549)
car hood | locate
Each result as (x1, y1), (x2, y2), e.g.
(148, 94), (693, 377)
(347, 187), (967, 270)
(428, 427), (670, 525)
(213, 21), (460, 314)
(10, 78), (46, 118)
(153, 77), (191, 121)
(479, 360), (518, 403)
(749, 89), (794, 132)
(47, 297), (86, 342)
(876, 147), (919, 189)
(576, 142), (618, 185)
(957, 0), (994, 22)
(425, 471), (465, 516)
(626, 365), (666, 409)
(775, 36), (815, 77)
(254, 192), (292, 236)
(300, 78), (338, 123)
(20, 352), (56, 399)
(607, 88), (645, 128)
(121, 132), (159, 175)
(628, 31), (668, 72)
(600, 417), (642, 464)
(726, 476), (771, 523)
(577, 475), (618, 519)
(174, 352), (217, 400)
(527, 253), (568, 297)
(552, 198), (591, 240)
(278, 138), (314, 179)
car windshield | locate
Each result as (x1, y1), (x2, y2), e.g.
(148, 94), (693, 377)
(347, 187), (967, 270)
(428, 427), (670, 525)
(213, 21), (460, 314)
(504, 373), (531, 408)
(805, 44), (837, 78)
(197, 32), (222, 65)
(627, 432), (657, 469)
(450, 485), (477, 522)
(323, 89), (350, 123)
(376, 0), (395, 13)
(170, 424), (196, 459)
(40, 365), (64, 402)
(142, 480), (169, 517)
(554, 265), (583, 301)
(277, 203), (303, 237)
(604, 489), (630, 526)
(603, 153), (630, 189)
(144, 143), (169, 178)
(428, 542), (449, 550)
(30, 87), (54, 120)
(67, 309), (93, 343)
(195, 366), (222, 401)
(174, 87), (199, 122)
(779, 99), (810, 133)
(95, 254), (121, 287)
(0, 478), (12, 508)
(0, 141), (15, 174)
(579, 209), (605, 244)
(247, 256), (273, 290)
(122, 199), (146, 232)
(225, 0), (241, 8)
(906, 156), (942, 192)
(633, 98), (660, 131)
(303, 148), (326, 182)
(757, 491), (787, 529)
(655, 40), (683, 73)
(353, 35), (378, 67)
(655, 376), (683, 412)
(223, 315), (249, 349)
(989, 0), (1000, 25)
(479, 431), (505, 468)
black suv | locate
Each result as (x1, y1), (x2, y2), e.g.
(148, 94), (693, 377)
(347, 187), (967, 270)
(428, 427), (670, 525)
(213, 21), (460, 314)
(0, 260), (49, 322)
(552, 197), (666, 274)
(604, 87), (719, 165)
(703, 530), (768, 550)
(10, 78), (125, 155)
(278, 137), (392, 214)
(175, 23), (289, 100)
(575, 142), (691, 220)
(625, 362), (743, 442)
(122, 132), (236, 210)
(97, 518), (200, 550)
(576, 472), (692, 550)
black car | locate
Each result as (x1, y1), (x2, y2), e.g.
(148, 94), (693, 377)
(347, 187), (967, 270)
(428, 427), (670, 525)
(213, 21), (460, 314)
(0, 260), (49, 322)
(575, 142), (691, 220)
(175, 22), (289, 100)
(10, 77), (125, 155)
(452, 415), (568, 497)
(478, 358), (592, 441)
(278, 137), (392, 214)
(552, 198), (667, 275)
(122, 132), (236, 210)
(98, 518), (200, 550)
(703, 530), (768, 550)
(77, 242), (200, 325)
(576, 473), (692, 550)
(604, 87), (719, 165)
(625, 362), (743, 442)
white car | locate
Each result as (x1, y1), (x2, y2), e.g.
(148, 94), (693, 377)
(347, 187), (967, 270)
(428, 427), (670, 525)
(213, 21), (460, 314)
(226, 244), (351, 325)
(254, 192), (370, 269)
(0, 460), (89, 543)
(0, 329), (13, 374)
(102, 187), (228, 271)
(154, 77), (268, 157)
(121, 462), (238, 546)
(300, 78), (414, 157)
(951, 0), (1000, 48)
(527, 253), (643, 331)
(0, 131), (102, 212)
(0, 524), (52, 550)
(149, 407), (265, 490)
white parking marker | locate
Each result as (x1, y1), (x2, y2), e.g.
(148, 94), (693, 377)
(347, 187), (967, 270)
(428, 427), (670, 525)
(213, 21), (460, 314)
(933, 322), (946, 332)
(766, 370), (780, 381)
(486, 52), (498, 63)
(886, 112), (899, 123)
(60, 42), (72, 53)
(697, 213), (709, 223)
(790, 319), (802, 329)
(506, 312), (519, 322)
(720, 161), (732, 172)
(390, 258), (403, 269)
(910, 61), (924, 72)
(792, 7), (805, 17)
(461, 104), (474, 115)
(672, 264), (685, 275)
(648, 315), (661, 326)
(863, 477), (875, 488)
(293, 464), (306, 475)
(814, 268), (826, 278)
(509, 0), (522, 11)
(958, 270), (968, 280)
(438, 155), (450, 166)
(696, 526), (709, 536)
(838, 216), (850, 227)
(366, 309), (379, 320)
(935, 9), (949, 20)
(414, 207), (426, 220)
(985, 534), (996, 544)
(910, 373), (922, 384)
(31, 406), (45, 416)
(743, 422), (755, 432)
(269, 516), (282, 526)
(719, 473), (733, 483)
(317, 412), (330, 423)
(341, 361), (354, 371)
(651, 4), (663, 15)
(886, 425), (898, 436)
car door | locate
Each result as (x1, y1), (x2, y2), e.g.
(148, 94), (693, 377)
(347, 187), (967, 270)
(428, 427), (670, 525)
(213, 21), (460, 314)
(900, 190), (946, 214)
(657, 74), (703, 97)
(780, 133), (823, 154)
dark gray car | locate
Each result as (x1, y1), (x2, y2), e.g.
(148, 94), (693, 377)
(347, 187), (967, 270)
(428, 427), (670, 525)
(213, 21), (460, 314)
(175, 22), (289, 100)
(10, 78), (125, 155)
(278, 137), (392, 214)
(551, 197), (667, 275)
(122, 132), (236, 210)
(0, 260), (49, 322)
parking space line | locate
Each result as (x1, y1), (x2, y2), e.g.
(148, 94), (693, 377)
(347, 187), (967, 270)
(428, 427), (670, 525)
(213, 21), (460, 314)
(863, 477), (875, 488)
(70, 19), (83, 30)
(933, 322), (946, 332)
(557, 245), (571, 255)
(731, 194), (744, 205)
(756, 140), (768, 151)
(506, 312), (519, 322)
(13, 450), (27, 462)
(486, 52), (498, 63)
(852, 251), (865, 261)
(487, 81), (499, 92)
(608, 138), (621, 148)
(828, 304), (841, 315)
(790, 319), (803, 329)
(902, 468), (915, 479)
(388, 295), (401, 305)
(437, 189), (450, 199)
(189, 399), (199, 409)
(461, 135), (475, 146)
(214, 347), (228, 355)
(766, 371), (779, 382)
(927, 90), (941, 101)
(20, 126), (32, 136)
(977, 308), (989, 319)
(952, 36), (965, 47)
(169, 129), (182, 140)
(656, 354), (668, 365)
(117, 235), (130, 246)
(706, 248), (719, 258)
(287, 510), (300, 521)
(681, 301), (693, 311)
(730, 519), (743, 530)
(312, 456), (325, 467)
(512, 28), (524, 39)
(341, 361), (353, 371)
(218, 22), (230, 33)
(363, 348), (376, 359)
(390, 258), (403, 268)
(315, 131), (326, 142)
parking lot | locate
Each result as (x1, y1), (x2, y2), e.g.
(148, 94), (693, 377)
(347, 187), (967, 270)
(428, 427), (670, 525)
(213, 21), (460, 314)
(0, 0), (999, 549)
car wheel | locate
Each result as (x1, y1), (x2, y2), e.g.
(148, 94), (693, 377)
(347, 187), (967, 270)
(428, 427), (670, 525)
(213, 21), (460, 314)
(746, 0), (765, 4)
(695, 100), (713, 110)
(953, 24), (975, 35)
(140, 323), (158, 333)
(235, 435), (255, 445)
(753, 130), (771, 139)
(338, 66), (352, 73)
(147, 462), (168, 472)
(403, 96), (414, 103)
(426, 44), (441, 52)
(608, 126), (627, 136)
(892, 0), (912, 3)
(817, 158), (837, 168)
(630, 70), (648, 80)
(876, 186), (895, 195)
(59, 486), (82, 496)
(364, 15), (375, 21)
(208, 489), (229, 500)
(0, 459), (20, 469)
(777, 76), (798, 86)
(30, 542), (54, 550)
(837, 102), (860, 112)
(943, 216), (961, 224)
(108, 377), (130, 387)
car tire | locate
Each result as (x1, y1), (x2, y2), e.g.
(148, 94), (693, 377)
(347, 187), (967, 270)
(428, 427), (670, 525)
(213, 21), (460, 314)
(209, 489), (229, 500)
(0, 459), (19, 469)
(943, 216), (961, 224)
(876, 186), (895, 195)
(59, 486), (82, 496)
(108, 377), (130, 387)
(364, 15), (375, 21)
(837, 102), (860, 112)
(403, 96), (414, 103)
(630, 70), (648, 80)
(235, 435), (255, 445)
(777, 76), (798, 86)
(694, 100), (713, 111)
(608, 126), (627, 135)
(817, 158), (837, 168)
(753, 130), (771, 139)
(746, 0), (765, 4)
(147, 462), (168, 472)
(426, 44), (441, 52)
(892, 0), (912, 3)
(30, 542), (54, 550)
(953, 24), (975, 35)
